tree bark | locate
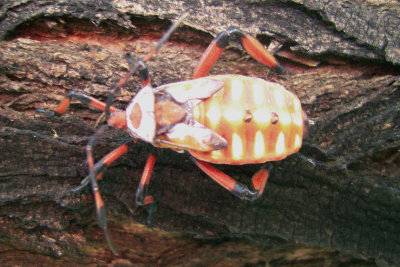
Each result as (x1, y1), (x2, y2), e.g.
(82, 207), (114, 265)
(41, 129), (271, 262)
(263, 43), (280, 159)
(0, 0), (399, 266)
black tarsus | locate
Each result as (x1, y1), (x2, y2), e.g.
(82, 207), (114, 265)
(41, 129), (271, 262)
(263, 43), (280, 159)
(232, 163), (272, 201)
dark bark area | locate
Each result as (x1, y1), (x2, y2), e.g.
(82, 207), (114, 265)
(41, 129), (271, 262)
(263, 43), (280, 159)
(0, 0), (399, 266)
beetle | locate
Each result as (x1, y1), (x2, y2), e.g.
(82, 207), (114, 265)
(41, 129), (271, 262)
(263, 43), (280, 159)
(36, 14), (308, 254)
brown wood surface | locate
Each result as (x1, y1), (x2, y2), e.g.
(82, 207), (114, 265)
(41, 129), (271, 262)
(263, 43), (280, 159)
(0, 1), (399, 266)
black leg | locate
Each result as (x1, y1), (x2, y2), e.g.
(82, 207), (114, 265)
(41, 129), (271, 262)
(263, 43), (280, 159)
(85, 124), (118, 255)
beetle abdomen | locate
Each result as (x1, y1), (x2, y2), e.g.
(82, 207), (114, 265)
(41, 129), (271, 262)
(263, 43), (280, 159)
(190, 74), (304, 164)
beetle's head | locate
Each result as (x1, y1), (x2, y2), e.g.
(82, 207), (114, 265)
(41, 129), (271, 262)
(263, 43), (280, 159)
(125, 85), (156, 143)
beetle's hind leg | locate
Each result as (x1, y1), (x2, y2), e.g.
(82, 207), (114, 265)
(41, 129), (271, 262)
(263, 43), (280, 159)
(135, 153), (158, 224)
(85, 125), (118, 255)
(193, 27), (289, 79)
(191, 157), (272, 201)
(71, 140), (131, 193)
(72, 144), (158, 225)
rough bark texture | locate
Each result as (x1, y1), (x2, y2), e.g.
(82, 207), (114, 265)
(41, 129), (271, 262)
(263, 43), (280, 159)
(0, 0), (399, 266)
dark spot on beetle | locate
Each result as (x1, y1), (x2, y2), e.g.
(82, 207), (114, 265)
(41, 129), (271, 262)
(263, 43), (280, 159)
(271, 112), (279, 124)
(244, 109), (252, 123)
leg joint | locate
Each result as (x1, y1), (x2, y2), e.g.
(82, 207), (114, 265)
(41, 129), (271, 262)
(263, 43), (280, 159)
(216, 27), (245, 48)
(135, 185), (148, 205)
(66, 91), (92, 105)
(232, 183), (260, 201)
(134, 59), (150, 84)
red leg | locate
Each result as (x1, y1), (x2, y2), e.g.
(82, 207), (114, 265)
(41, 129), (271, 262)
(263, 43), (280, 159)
(192, 39), (223, 79)
(191, 156), (271, 201)
(193, 27), (289, 79)
(36, 90), (118, 117)
(135, 153), (157, 224)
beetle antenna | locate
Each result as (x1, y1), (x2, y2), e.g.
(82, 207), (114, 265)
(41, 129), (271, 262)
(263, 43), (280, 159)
(104, 13), (188, 120)
(144, 13), (189, 62)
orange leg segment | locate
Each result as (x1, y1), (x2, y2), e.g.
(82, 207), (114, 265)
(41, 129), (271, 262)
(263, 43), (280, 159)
(191, 156), (272, 201)
(135, 153), (157, 224)
(193, 27), (289, 79)
(242, 34), (278, 70)
(192, 40), (223, 79)
(36, 91), (118, 117)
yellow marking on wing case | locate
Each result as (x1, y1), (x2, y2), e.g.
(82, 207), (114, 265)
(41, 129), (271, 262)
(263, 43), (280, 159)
(273, 88), (285, 107)
(292, 112), (303, 126)
(231, 78), (243, 101)
(253, 107), (271, 124)
(275, 132), (286, 155)
(294, 134), (302, 149)
(232, 133), (244, 160)
(253, 81), (265, 106)
(254, 131), (265, 158)
(206, 103), (221, 128)
(279, 111), (292, 125)
(224, 107), (243, 123)
(293, 98), (301, 111)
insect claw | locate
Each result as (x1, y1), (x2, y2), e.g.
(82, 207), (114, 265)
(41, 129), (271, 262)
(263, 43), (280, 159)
(71, 176), (90, 193)
(95, 196), (118, 254)
(36, 108), (56, 117)
(104, 228), (118, 255)
(232, 183), (260, 201)
(274, 61), (291, 75)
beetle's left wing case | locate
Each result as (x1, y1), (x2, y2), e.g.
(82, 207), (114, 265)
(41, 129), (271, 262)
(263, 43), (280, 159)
(159, 78), (224, 103)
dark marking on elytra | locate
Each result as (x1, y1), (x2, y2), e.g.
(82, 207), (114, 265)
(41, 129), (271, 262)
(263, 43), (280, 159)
(244, 109), (252, 123)
(271, 112), (279, 124)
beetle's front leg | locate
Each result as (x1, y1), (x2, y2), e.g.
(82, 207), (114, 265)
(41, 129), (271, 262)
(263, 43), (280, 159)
(191, 157), (271, 201)
(36, 91), (119, 118)
(193, 27), (289, 79)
